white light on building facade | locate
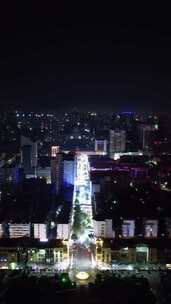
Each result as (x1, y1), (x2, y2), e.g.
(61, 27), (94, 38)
(51, 146), (59, 157)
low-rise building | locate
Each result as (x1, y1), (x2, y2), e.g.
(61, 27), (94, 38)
(93, 219), (115, 238)
(94, 217), (159, 239)
(95, 238), (171, 266)
(56, 223), (71, 239)
(9, 223), (31, 238)
(0, 238), (69, 269)
(34, 223), (47, 241)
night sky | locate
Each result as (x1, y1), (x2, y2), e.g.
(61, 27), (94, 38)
(0, 4), (171, 112)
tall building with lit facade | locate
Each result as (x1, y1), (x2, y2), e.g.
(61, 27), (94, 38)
(140, 124), (156, 153)
(51, 151), (63, 194)
(109, 130), (126, 158)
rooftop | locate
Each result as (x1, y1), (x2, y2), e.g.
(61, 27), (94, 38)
(0, 178), (54, 223)
(103, 237), (171, 250)
(0, 238), (64, 249)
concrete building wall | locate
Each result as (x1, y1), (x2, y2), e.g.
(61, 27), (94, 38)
(56, 224), (70, 239)
(144, 220), (158, 238)
(37, 167), (51, 183)
(92, 183), (100, 195)
(0, 224), (4, 238)
(149, 248), (158, 263)
(34, 224), (47, 241)
(122, 220), (135, 238)
(93, 219), (115, 238)
(95, 139), (108, 154)
(93, 220), (105, 238)
(105, 219), (115, 238)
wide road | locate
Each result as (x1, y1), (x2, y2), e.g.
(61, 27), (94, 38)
(69, 153), (96, 279)
(73, 153), (93, 240)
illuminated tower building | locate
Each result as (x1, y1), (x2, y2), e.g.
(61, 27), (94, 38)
(51, 149), (63, 194)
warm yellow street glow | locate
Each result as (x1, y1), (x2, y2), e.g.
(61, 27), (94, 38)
(76, 271), (89, 280)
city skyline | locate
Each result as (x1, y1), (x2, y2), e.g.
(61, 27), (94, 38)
(0, 4), (171, 301)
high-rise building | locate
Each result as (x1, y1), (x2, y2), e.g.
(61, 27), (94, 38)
(140, 124), (156, 153)
(21, 135), (38, 177)
(51, 151), (63, 193)
(109, 130), (126, 158)
(63, 154), (75, 187)
(95, 139), (108, 154)
(95, 130), (108, 155)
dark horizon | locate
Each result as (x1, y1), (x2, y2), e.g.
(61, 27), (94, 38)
(0, 5), (171, 112)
